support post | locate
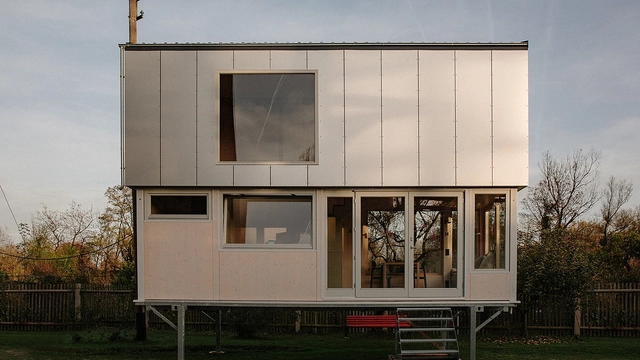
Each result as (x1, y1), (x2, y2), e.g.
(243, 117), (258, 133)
(469, 306), (477, 360)
(216, 310), (223, 354)
(135, 307), (148, 341)
(177, 305), (186, 360)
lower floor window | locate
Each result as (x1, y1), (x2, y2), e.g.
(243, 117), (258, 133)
(474, 194), (506, 269)
(224, 195), (313, 247)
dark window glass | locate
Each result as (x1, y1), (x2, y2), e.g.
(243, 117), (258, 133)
(150, 195), (208, 215)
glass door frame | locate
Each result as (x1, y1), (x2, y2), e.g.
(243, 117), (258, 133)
(355, 191), (409, 298)
(354, 190), (464, 299)
(409, 191), (464, 298)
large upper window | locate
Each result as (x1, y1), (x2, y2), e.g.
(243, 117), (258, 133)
(219, 72), (316, 163)
(224, 195), (313, 247)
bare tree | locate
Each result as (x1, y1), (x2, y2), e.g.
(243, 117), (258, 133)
(96, 186), (134, 284)
(521, 149), (601, 233)
(600, 176), (633, 246)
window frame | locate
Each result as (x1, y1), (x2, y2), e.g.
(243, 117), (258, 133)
(146, 192), (211, 220)
(217, 70), (319, 165)
(220, 190), (316, 250)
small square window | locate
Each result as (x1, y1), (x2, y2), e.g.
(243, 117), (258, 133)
(224, 195), (313, 248)
(219, 72), (316, 163)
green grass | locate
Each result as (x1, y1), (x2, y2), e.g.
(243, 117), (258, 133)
(0, 329), (638, 360)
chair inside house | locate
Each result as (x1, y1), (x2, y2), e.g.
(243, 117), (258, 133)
(414, 262), (428, 288)
(370, 261), (383, 288)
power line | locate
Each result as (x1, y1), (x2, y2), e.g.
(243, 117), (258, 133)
(0, 236), (129, 261)
(0, 184), (24, 240)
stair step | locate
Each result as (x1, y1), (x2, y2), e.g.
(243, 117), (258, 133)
(397, 307), (453, 311)
(401, 349), (459, 355)
(399, 317), (453, 321)
(400, 338), (456, 343)
(399, 327), (456, 332)
(396, 307), (458, 357)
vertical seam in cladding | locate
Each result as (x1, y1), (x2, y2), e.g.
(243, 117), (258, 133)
(119, 47), (125, 186)
(416, 50), (421, 186)
(195, 51), (199, 185)
(379, 49), (383, 186)
(306, 50), (310, 186)
(342, 49), (347, 186)
(231, 51), (235, 186)
(269, 50), (272, 69)
(453, 50), (457, 186)
(490, 50), (495, 186)
(159, 51), (162, 186)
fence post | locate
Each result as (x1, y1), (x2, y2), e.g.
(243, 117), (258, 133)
(295, 310), (301, 333)
(573, 299), (581, 337)
(74, 283), (82, 321)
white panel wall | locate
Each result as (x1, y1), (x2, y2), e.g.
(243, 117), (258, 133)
(344, 50), (382, 186)
(382, 50), (419, 186)
(143, 222), (214, 300)
(271, 165), (308, 186)
(197, 51), (234, 186)
(160, 51), (197, 185)
(455, 51), (492, 186)
(270, 50), (308, 70)
(492, 50), (529, 185)
(233, 165), (270, 186)
(308, 50), (345, 186)
(125, 51), (160, 185)
(419, 51), (456, 186)
(233, 50), (270, 70)
(218, 251), (318, 301)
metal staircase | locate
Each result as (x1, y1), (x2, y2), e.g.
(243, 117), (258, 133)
(393, 308), (459, 360)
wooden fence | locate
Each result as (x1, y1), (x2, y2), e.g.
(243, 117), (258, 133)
(0, 283), (135, 330)
(1, 283), (639, 337)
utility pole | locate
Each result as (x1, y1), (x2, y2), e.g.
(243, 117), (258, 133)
(128, 0), (143, 44)
(128, 1), (146, 341)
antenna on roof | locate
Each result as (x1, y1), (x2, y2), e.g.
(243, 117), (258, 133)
(128, 0), (144, 44)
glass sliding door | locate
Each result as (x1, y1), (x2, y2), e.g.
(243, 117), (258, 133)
(355, 191), (463, 298)
(410, 194), (462, 297)
(356, 193), (408, 297)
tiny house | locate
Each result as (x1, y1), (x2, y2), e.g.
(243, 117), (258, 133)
(120, 42), (528, 308)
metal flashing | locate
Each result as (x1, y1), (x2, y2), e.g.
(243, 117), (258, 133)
(120, 41), (528, 52)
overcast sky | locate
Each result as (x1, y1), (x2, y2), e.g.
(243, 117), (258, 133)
(1, 0), (639, 242)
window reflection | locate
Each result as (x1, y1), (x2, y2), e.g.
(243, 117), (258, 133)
(474, 194), (506, 269)
(413, 197), (458, 288)
(225, 195), (312, 246)
(220, 73), (316, 162)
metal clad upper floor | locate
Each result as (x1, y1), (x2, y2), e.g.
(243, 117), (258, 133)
(121, 42), (528, 188)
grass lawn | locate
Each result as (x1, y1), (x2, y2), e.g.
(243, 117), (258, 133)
(0, 329), (638, 360)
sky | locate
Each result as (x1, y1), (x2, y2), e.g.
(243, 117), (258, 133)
(1, 0), (639, 242)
